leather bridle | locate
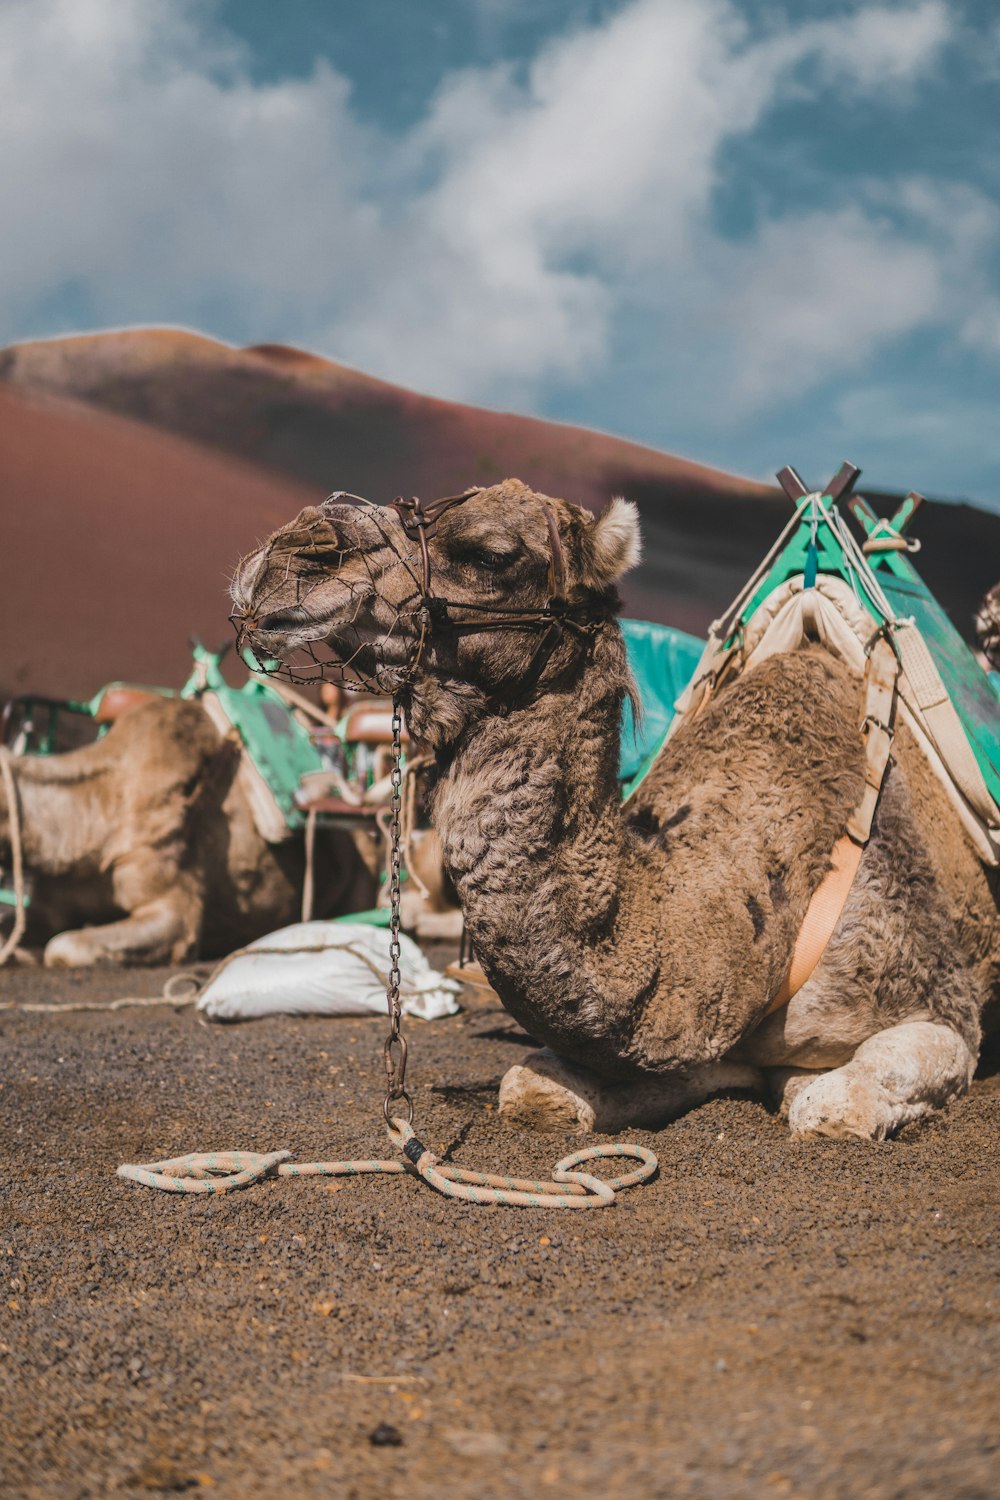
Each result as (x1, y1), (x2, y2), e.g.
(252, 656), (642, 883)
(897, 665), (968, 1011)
(378, 486), (606, 690)
(387, 488), (568, 610)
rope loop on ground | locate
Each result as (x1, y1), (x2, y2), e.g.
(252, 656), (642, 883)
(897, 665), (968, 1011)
(117, 1119), (658, 1209)
(116, 1150), (295, 1194)
(387, 1118), (658, 1208)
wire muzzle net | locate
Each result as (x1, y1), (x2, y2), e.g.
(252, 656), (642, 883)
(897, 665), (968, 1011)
(231, 498), (427, 694)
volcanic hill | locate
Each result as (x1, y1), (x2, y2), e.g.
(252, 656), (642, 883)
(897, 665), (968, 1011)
(2, 327), (996, 700)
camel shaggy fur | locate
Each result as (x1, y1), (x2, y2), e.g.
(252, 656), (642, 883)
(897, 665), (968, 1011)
(0, 696), (374, 966)
(232, 481), (999, 1140)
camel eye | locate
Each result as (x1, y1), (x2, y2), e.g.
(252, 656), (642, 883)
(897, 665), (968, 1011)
(465, 539), (522, 569)
(477, 547), (519, 569)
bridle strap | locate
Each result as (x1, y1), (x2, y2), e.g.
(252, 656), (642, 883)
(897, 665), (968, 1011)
(378, 486), (607, 689)
(542, 500), (567, 599)
(389, 489), (481, 600)
(387, 487), (580, 628)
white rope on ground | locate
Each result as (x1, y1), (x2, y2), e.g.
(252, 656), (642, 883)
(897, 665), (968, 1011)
(5, 973), (202, 1014)
(0, 747), (28, 967)
(117, 1117), (659, 1210)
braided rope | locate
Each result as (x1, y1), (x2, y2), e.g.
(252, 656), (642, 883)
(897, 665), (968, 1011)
(117, 1118), (658, 1209)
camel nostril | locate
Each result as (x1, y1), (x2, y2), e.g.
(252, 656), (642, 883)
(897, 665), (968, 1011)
(257, 606), (310, 634)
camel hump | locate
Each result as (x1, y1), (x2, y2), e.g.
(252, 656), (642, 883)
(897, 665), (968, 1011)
(99, 693), (224, 770)
(92, 685), (166, 724)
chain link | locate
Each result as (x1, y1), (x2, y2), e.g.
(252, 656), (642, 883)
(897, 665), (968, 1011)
(382, 699), (413, 1125)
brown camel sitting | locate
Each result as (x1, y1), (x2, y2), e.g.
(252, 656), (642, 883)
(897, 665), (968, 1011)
(0, 696), (374, 966)
(231, 480), (999, 1140)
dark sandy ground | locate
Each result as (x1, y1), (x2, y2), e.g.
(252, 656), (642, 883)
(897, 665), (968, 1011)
(1, 956), (998, 1500)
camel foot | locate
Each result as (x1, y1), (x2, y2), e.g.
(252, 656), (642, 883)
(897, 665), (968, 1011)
(788, 1022), (975, 1141)
(770, 1067), (823, 1117)
(44, 930), (120, 967)
(499, 1048), (763, 1134)
(43, 901), (194, 967)
(788, 1070), (892, 1141)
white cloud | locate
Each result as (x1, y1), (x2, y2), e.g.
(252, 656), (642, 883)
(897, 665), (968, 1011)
(685, 177), (1000, 415)
(831, 380), (1000, 499)
(707, 208), (943, 408)
(0, 0), (377, 332)
(776, 0), (952, 92)
(1, 0), (991, 428)
(962, 300), (1000, 356)
(336, 0), (966, 402)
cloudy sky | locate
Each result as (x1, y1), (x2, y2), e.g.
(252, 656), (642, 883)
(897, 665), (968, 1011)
(3, 0), (999, 506)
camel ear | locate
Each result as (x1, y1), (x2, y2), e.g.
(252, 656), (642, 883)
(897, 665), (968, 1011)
(583, 497), (642, 588)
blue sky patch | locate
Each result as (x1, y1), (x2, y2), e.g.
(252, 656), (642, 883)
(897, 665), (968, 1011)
(3, 0), (998, 508)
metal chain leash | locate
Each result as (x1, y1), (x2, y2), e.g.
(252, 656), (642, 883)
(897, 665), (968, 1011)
(118, 695), (659, 1208)
(382, 698), (412, 1126)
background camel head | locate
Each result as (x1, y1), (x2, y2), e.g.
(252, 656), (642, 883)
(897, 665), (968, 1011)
(976, 582), (1000, 671)
(231, 478), (641, 709)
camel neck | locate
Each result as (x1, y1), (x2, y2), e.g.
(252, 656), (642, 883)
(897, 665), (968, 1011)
(431, 623), (660, 1071)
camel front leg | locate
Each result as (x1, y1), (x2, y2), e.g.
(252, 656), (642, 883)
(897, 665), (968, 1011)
(43, 897), (198, 968)
(499, 1047), (763, 1133)
(786, 1022), (976, 1141)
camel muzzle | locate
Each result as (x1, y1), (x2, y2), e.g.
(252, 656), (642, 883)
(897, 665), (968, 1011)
(231, 498), (426, 692)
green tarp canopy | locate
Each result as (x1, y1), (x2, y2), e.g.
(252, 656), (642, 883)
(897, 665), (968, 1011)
(619, 618), (705, 788)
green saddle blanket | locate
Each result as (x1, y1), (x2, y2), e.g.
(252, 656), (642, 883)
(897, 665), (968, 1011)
(182, 647), (323, 834)
(738, 493), (1000, 808)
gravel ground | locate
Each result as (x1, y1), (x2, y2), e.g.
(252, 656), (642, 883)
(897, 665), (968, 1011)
(1, 956), (998, 1500)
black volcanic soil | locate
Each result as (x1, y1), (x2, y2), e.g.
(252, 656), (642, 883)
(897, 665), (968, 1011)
(1, 959), (998, 1500)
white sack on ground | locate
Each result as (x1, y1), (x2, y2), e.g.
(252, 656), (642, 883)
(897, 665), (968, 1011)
(197, 921), (461, 1021)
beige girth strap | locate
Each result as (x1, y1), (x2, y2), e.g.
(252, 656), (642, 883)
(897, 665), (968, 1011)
(768, 634), (899, 1012)
(847, 632), (898, 846)
(893, 622), (999, 832)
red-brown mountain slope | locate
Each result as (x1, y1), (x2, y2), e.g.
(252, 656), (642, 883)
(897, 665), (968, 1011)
(0, 328), (775, 509)
(0, 383), (314, 700)
(2, 328), (996, 700)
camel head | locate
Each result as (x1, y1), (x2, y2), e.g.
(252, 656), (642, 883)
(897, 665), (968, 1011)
(231, 479), (641, 740)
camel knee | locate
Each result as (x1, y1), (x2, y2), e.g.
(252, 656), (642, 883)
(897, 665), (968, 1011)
(499, 1050), (599, 1133)
(788, 1022), (975, 1141)
(499, 1049), (762, 1135)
